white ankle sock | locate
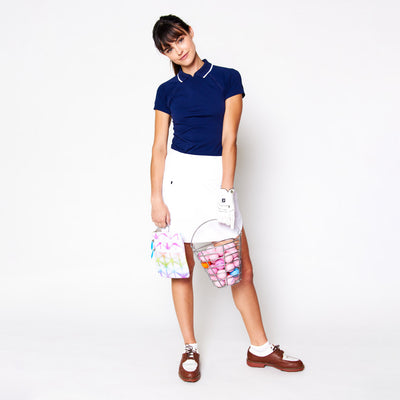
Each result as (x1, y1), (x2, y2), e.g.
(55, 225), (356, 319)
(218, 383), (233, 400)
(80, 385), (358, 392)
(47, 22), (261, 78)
(184, 343), (198, 353)
(249, 340), (274, 357)
(249, 341), (300, 361)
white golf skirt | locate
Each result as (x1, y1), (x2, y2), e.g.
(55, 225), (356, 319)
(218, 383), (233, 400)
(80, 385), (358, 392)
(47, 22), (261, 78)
(162, 149), (243, 243)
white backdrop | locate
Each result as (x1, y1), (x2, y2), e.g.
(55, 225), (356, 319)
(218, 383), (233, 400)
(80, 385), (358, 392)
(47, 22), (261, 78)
(1, 0), (399, 399)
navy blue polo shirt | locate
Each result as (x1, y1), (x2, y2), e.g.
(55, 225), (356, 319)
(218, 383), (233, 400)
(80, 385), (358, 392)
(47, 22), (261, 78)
(153, 59), (245, 156)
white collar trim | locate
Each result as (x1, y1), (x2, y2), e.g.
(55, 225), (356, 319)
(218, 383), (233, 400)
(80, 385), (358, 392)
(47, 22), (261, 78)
(177, 63), (213, 82)
(203, 64), (213, 78)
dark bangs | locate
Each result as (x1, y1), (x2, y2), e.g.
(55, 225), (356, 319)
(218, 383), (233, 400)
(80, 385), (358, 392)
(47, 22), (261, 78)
(153, 16), (190, 53)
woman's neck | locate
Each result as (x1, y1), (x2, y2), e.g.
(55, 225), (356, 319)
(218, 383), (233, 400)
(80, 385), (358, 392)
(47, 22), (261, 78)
(181, 54), (204, 77)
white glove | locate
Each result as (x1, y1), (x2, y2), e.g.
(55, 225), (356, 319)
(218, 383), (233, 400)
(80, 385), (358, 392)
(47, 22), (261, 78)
(217, 188), (235, 229)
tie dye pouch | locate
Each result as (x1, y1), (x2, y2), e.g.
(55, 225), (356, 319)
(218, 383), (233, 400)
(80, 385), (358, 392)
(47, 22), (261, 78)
(151, 229), (190, 279)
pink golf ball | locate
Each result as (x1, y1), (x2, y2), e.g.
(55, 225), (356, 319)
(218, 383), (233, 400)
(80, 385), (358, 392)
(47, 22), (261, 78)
(217, 270), (227, 280)
(226, 263), (235, 272)
(214, 279), (226, 288)
(214, 246), (223, 256)
(227, 276), (239, 285)
(225, 254), (233, 263)
(207, 254), (219, 263)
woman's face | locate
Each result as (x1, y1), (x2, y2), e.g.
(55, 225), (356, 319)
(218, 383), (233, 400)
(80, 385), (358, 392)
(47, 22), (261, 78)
(161, 27), (196, 67)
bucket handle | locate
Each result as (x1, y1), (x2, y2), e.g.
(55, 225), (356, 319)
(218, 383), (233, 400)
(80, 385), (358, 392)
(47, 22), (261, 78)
(190, 218), (218, 245)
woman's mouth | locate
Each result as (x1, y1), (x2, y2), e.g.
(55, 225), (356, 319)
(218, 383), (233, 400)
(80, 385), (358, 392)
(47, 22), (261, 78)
(179, 52), (188, 60)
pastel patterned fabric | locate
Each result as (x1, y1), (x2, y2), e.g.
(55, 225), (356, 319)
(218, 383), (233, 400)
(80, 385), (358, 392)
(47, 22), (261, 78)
(151, 231), (190, 278)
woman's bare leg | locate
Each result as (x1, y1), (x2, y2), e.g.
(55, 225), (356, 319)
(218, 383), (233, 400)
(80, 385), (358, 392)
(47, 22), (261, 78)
(231, 227), (269, 346)
(171, 243), (196, 344)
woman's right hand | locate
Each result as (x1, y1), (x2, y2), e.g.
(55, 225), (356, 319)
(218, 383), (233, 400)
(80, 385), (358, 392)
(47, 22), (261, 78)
(151, 198), (171, 229)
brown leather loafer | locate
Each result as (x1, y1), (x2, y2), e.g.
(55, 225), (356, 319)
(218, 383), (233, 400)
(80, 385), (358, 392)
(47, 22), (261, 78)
(247, 344), (304, 372)
(178, 345), (201, 382)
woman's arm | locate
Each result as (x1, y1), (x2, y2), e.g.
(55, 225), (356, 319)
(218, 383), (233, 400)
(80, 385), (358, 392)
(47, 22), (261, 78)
(150, 110), (171, 227)
(221, 94), (243, 189)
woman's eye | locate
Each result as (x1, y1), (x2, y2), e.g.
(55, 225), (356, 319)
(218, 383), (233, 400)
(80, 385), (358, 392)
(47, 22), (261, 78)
(178, 37), (184, 43)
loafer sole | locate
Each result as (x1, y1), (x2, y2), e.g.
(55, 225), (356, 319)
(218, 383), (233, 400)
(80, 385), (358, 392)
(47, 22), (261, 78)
(179, 372), (201, 382)
(247, 359), (304, 372)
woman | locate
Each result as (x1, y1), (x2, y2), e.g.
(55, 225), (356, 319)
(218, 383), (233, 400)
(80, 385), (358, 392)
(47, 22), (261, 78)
(150, 14), (304, 382)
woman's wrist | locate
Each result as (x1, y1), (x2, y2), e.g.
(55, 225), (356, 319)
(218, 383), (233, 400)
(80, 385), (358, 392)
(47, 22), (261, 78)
(220, 180), (234, 190)
(151, 194), (164, 204)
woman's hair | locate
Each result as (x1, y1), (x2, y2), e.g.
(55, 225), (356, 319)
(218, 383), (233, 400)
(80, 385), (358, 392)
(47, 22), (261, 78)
(152, 14), (191, 75)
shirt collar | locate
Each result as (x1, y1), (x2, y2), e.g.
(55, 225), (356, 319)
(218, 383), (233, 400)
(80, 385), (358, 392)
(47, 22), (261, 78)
(177, 59), (213, 82)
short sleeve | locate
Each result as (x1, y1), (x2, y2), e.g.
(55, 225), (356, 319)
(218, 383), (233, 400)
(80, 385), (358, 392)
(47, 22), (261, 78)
(154, 84), (171, 115)
(224, 69), (245, 100)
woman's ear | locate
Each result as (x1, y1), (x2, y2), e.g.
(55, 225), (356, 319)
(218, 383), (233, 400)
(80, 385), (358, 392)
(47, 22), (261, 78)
(189, 26), (194, 38)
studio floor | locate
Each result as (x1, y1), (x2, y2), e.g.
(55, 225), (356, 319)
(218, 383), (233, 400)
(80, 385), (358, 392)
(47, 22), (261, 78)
(1, 317), (397, 400)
